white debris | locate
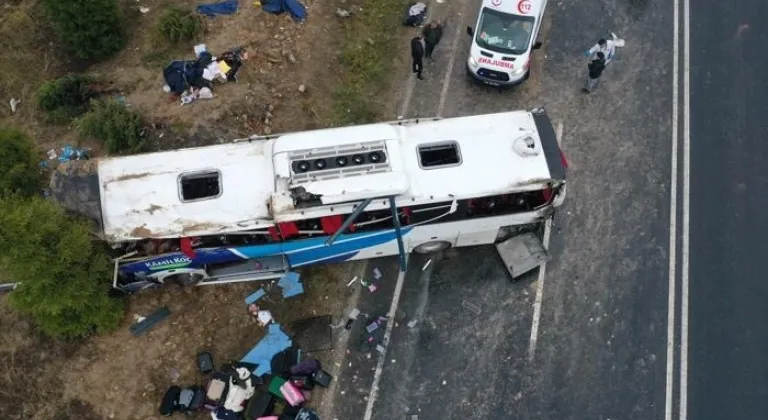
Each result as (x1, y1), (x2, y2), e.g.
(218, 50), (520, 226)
(9, 98), (21, 114)
(139, 6), (150, 14)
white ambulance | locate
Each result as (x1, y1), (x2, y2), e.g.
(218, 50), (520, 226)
(466, 0), (547, 86)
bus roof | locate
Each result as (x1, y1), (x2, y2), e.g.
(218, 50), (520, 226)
(97, 109), (564, 242)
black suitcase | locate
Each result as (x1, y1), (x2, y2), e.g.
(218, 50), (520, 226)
(197, 351), (214, 374)
(311, 369), (333, 388)
(159, 385), (181, 416)
(244, 392), (274, 419)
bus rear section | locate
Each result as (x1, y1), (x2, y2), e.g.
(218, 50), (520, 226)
(48, 108), (566, 292)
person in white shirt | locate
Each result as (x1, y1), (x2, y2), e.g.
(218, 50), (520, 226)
(584, 33), (624, 65)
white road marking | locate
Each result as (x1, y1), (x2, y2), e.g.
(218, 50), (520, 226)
(436, 20), (465, 117)
(528, 216), (552, 362)
(362, 256), (409, 420)
(665, 0), (680, 419)
(527, 122), (562, 362)
(680, 0), (691, 417)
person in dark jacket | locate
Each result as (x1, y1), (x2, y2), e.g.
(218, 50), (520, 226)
(411, 34), (425, 80)
(422, 20), (443, 60)
(583, 51), (606, 93)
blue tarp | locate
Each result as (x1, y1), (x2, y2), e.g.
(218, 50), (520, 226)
(245, 288), (266, 305)
(277, 272), (304, 299)
(241, 323), (292, 376)
(261, 0), (307, 22)
(196, 0), (239, 17)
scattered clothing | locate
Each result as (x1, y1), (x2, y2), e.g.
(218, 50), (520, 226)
(422, 21), (444, 59)
(404, 2), (427, 26)
(261, 0), (307, 22)
(583, 55), (606, 93)
(411, 37), (424, 79)
(196, 0), (239, 17)
(257, 310), (273, 326)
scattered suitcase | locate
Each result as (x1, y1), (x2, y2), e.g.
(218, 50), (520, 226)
(206, 378), (227, 402)
(271, 347), (299, 376)
(311, 369), (332, 388)
(289, 358), (320, 376)
(280, 381), (306, 406)
(197, 351), (214, 374)
(290, 375), (314, 390)
(268, 376), (288, 399)
(245, 392), (275, 419)
(159, 386), (181, 416)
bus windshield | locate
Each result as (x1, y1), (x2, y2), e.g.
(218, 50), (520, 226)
(475, 8), (535, 55)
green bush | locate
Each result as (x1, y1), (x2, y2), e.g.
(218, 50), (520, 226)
(0, 127), (43, 198)
(78, 100), (147, 155)
(156, 7), (205, 44)
(43, 0), (126, 61)
(37, 75), (94, 122)
(0, 196), (124, 339)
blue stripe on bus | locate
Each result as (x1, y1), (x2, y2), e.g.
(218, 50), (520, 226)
(119, 227), (413, 276)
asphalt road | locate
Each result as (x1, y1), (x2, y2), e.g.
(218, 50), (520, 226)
(688, 1), (768, 418)
(317, 0), (676, 419)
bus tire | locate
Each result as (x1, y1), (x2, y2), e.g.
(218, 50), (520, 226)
(414, 241), (451, 255)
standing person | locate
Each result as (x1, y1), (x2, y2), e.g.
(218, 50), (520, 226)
(422, 20), (444, 61)
(583, 51), (606, 93)
(410, 33), (425, 80)
(584, 35), (618, 65)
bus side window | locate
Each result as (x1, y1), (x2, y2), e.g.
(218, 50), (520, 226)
(408, 201), (456, 225)
(354, 210), (394, 232)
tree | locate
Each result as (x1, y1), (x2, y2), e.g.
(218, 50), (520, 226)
(0, 197), (123, 339)
(78, 99), (148, 155)
(37, 75), (94, 122)
(43, 0), (126, 61)
(0, 127), (43, 198)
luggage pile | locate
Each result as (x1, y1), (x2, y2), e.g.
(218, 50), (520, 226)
(159, 350), (329, 419)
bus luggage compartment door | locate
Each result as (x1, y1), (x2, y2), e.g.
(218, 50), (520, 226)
(495, 232), (550, 280)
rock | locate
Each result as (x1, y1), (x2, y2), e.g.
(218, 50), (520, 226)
(298, 84), (306, 93)
(288, 53), (297, 63)
(264, 118), (271, 125)
(263, 127), (272, 135)
(366, 38), (375, 46)
(336, 8), (352, 18)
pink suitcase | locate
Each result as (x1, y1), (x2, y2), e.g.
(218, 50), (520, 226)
(279, 381), (306, 406)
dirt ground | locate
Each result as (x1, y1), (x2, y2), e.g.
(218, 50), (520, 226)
(0, 0), (358, 154)
(0, 0), (411, 418)
(0, 262), (366, 419)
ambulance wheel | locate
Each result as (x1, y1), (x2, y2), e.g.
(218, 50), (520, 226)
(414, 241), (451, 254)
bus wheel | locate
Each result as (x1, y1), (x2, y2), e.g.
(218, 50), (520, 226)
(414, 241), (451, 255)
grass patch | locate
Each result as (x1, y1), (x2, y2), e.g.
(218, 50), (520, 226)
(141, 49), (175, 69)
(0, 2), (56, 110)
(333, 0), (408, 125)
(156, 7), (205, 45)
